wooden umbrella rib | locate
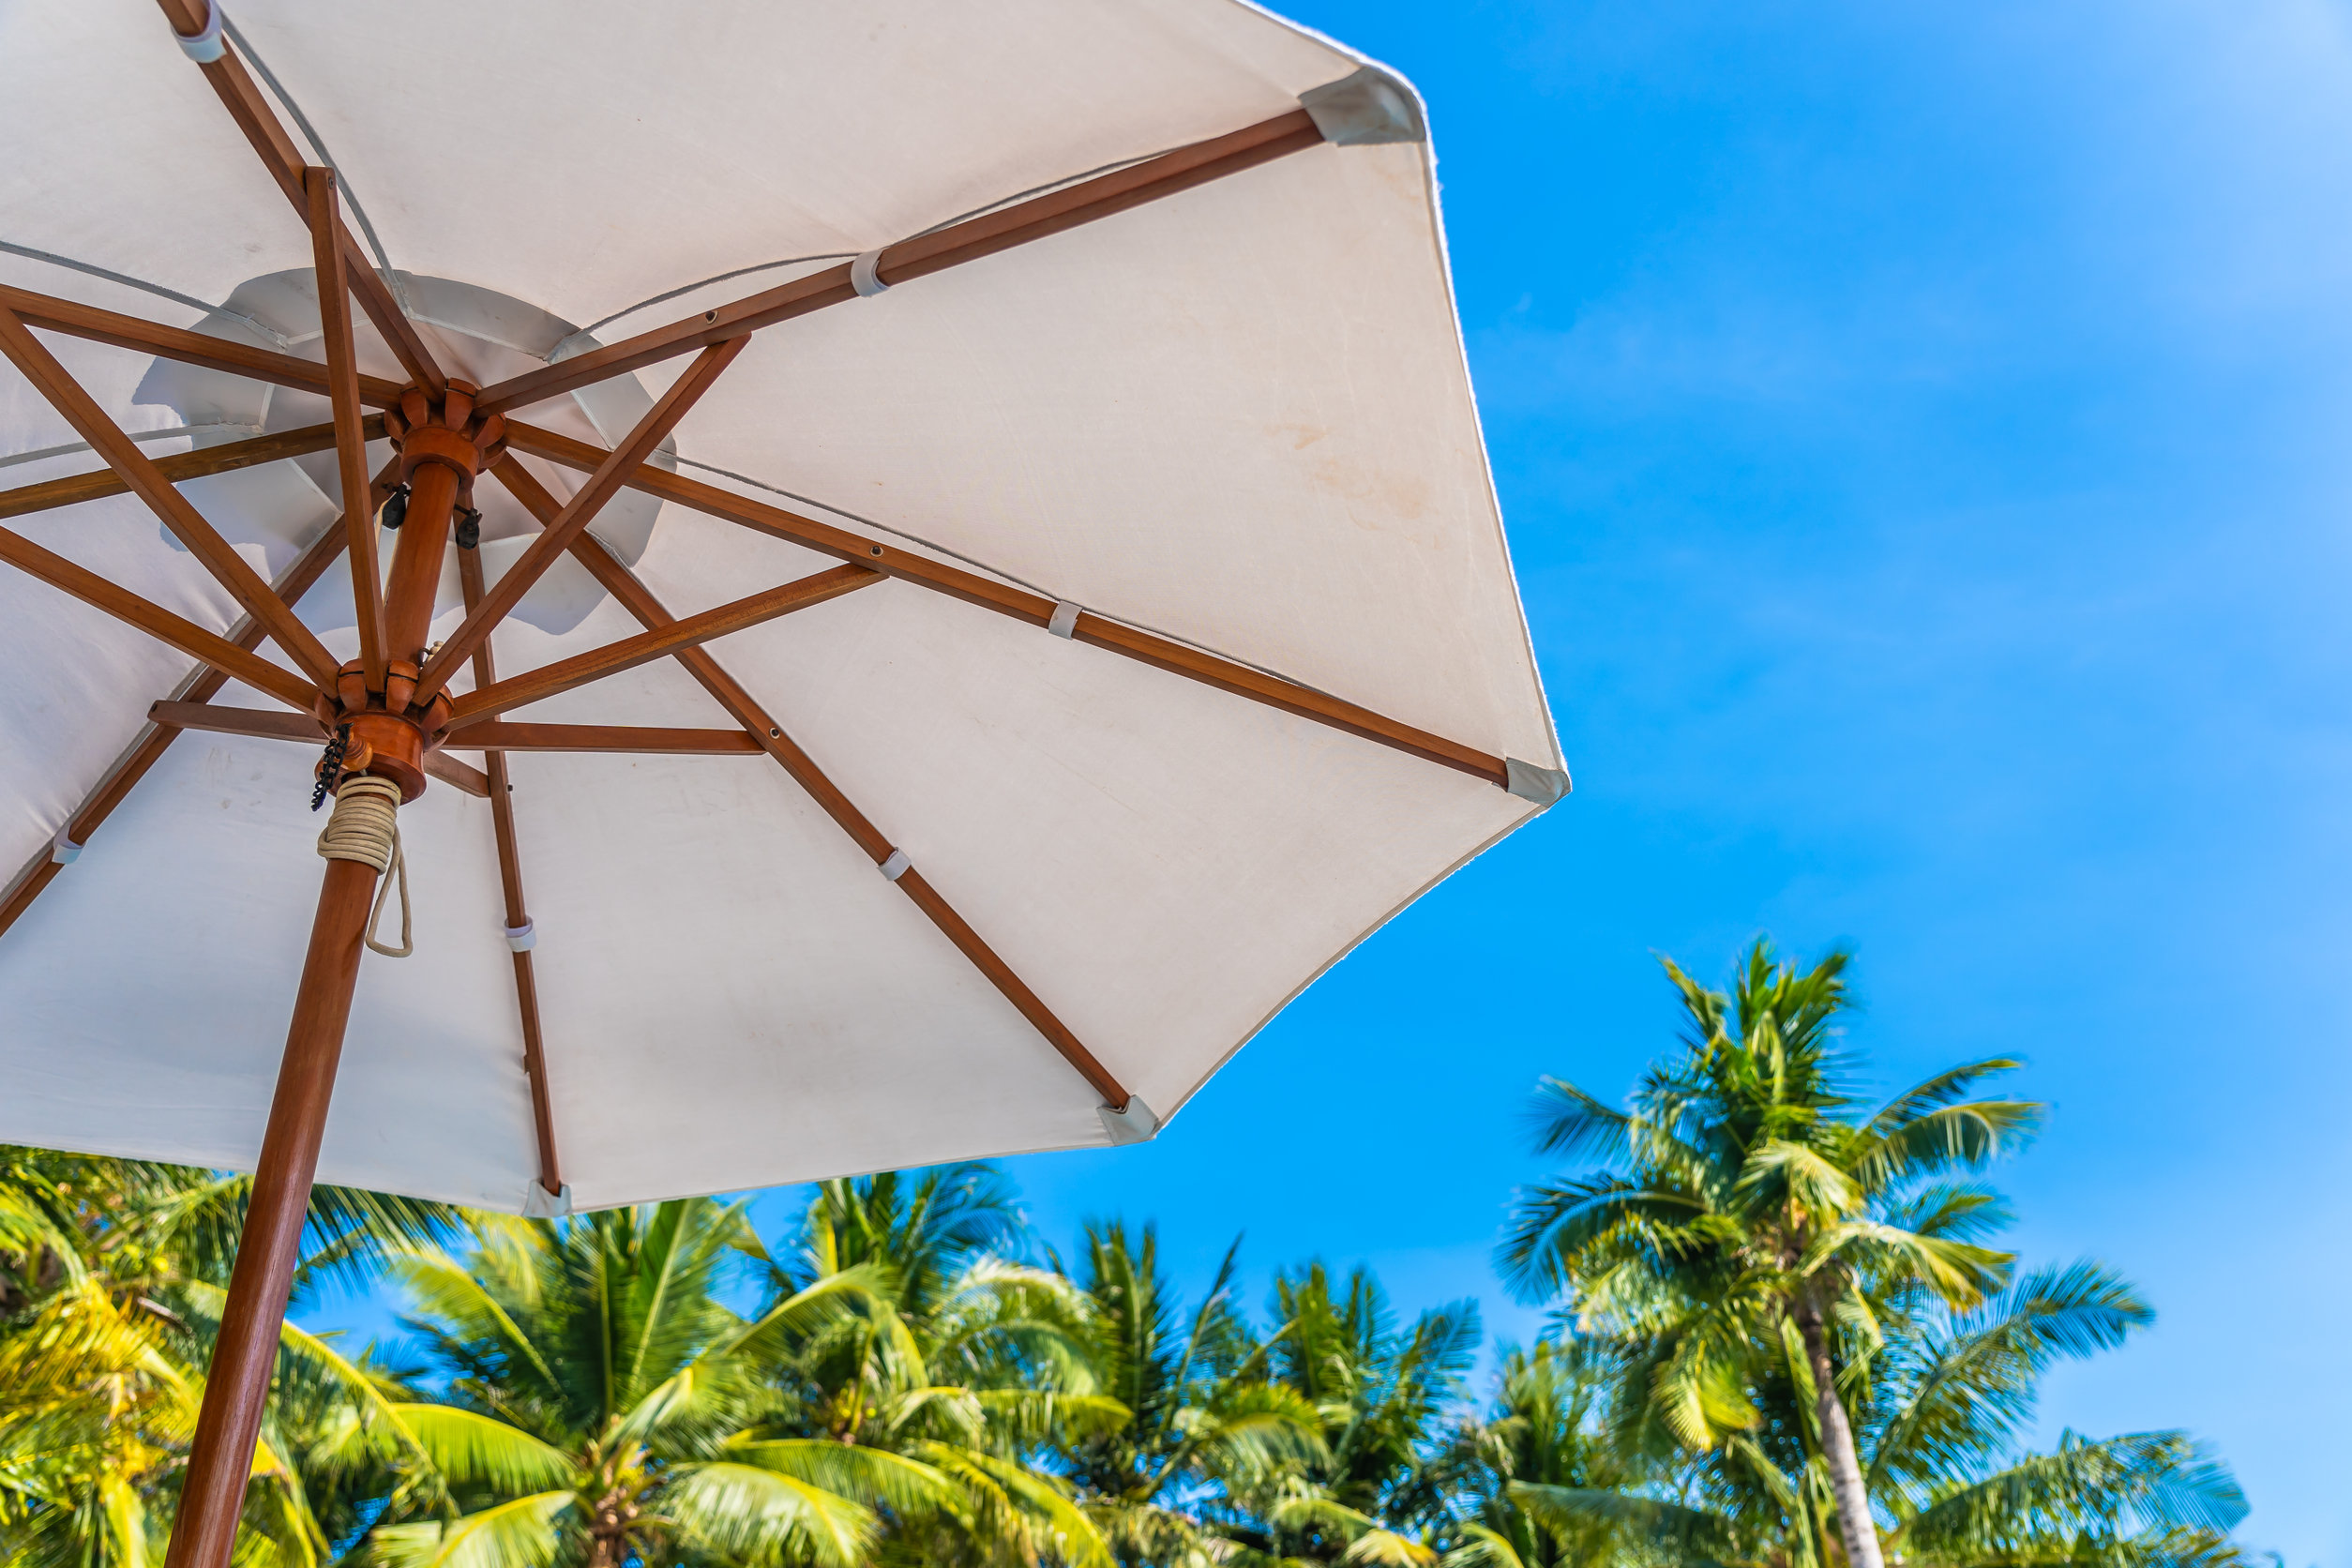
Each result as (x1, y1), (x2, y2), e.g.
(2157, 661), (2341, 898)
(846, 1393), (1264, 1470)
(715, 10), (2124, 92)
(438, 723), (765, 754)
(147, 697), (492, 801)
(0, 285), (407, 409)
(499, 421), (1511, 786)
(457, 545), (565, 1201)
(422, 753), (490, 797)
(411, 338), (747, 708)
(306, 167), (387, 691)
(0, 304), (341, 689)
(140, 702), (491, 797)
(497, 467), (1134, 1108)
(0, 507), (357, 942)
(0, 418), (383, 522)
(154, 696), (490, 797)
(0, 520), (319, 712)
(148, 701), (323, 741)
(154, 707), (766, 757)
(885, 110), (1324, 282)
(154, 0), (445, 393)
(473, 109), (1325, 417)
(445, 563), (881, 726)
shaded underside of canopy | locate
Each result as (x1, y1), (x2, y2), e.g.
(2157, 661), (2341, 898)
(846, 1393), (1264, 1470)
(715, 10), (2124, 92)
(0, 0), (1560, 1212)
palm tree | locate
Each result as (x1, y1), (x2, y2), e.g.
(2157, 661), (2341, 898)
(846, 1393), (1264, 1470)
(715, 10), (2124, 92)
(1058, 1224), (1324, 1568)
(1497, 943), (2247, 1568)
(1865, 1263), (2244, 1565)
(365, 1197), (912, 1568)
(0, 1145), (454, 1568)
(1226, 1263), (1479, 1568)
(375, 1176), (1125, 1568)
(1466, 1265), (2244, 1567)
(1435, 1340), (1664, 1568)
(737, 1166), (1124, 1568)
(1497, 942), (2043, 1568)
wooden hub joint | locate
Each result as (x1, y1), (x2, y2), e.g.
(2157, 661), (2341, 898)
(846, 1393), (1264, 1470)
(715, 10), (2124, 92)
(383, 379), (505, 490)
(326, 666), (434, 802)
(379, 378), (506, 678)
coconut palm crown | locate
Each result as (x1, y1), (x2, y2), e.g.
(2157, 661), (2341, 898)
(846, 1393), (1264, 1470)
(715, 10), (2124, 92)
(1498, 942), (2037, 1568)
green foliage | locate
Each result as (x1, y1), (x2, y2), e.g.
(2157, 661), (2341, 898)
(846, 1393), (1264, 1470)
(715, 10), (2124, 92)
(1492, 942), (2250, 1568)
(0, 951), (2254, 1568)
(0, 1147), (459, 1568)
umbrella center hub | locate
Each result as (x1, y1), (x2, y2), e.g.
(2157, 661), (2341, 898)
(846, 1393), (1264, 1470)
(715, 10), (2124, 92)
(383, 381), (505, 489)
(360, 379), (510, 747)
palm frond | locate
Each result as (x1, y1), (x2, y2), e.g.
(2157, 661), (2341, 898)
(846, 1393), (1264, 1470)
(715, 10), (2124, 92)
(666, 1462), (874, 1568)
(369, 1493), (572, 1568)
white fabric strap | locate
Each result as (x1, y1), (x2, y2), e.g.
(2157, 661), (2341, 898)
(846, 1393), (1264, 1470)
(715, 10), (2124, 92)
(1503, 758), (1572, 808)
(1098, 1096), (1161, 1145)
(879, 848), (912, 882)
(851, 250), (892, 297)
(50, 834), (82, 866)
(174, 2), (227, 62)
(504, 920), (536, 953)
(1048, 601), (1081, 639)
(522, 1182), (572, 1218)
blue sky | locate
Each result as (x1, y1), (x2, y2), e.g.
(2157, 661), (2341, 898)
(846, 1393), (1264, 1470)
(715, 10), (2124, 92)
(306, 2), (2352, 1560)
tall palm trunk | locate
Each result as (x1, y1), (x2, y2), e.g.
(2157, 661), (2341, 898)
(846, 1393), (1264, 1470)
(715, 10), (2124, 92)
(1792, 1296), (1884, 1568)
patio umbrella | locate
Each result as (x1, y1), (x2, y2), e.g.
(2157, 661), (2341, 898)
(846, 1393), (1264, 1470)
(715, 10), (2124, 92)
(0, 2), (1564, 1564)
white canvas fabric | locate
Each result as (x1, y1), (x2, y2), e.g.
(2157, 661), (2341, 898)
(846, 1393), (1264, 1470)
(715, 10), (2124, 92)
(0, 0), (1560, 1211)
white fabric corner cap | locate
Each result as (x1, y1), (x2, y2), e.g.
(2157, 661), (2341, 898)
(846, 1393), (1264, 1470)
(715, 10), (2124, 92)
(1503, 758), (1571, 808)
(851, 250), (892, 297)
(521, 1182), (572, 1218)
(504, 920), (536, 953)
(879, 848), (912, 882)
(1299, 67), (1425, 145)
(50, 834), (82, 866)
(1048, 601), (1081, 639)
(1098, 1096), (1161, 1145)
(174, 3), (227, 62)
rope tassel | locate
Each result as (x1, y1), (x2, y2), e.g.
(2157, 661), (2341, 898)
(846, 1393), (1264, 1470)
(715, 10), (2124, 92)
(316, 776), (413, 957)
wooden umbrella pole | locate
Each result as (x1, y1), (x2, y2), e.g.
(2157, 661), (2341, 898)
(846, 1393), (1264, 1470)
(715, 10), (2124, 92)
(162, 854), (382, 1568)
(166, 384), (476, 1567)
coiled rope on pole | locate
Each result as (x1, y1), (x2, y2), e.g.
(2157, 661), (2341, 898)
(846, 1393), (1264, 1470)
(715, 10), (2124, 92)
(316, 775), (412, 958)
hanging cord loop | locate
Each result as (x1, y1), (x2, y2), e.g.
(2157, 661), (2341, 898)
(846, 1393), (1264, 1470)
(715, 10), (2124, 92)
(316, 775), (413, 957)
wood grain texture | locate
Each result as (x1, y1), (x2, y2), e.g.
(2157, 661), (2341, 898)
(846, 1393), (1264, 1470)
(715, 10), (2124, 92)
(458, 544), (563, 1194)
(0, 418), (385, 521)
(413, 339), (746, 706)
(161, 854), (378, 1568)
(147, 701), (323, 741)
(306, 168), (387, 690)
(421, 752), (490, 797)
(475, 110), (1324, 416)
(444, 563), (879, 725)
(0, 303), (340, 688)
(0, 284), (406, 409)
(502, 479), (1136, 1111)
(499, 421), (1509, 785)
(0, 519), (319, 712)
(153, 0), (444, 392)
(0, 510), (359, 942)
(438, 723), (765, 753)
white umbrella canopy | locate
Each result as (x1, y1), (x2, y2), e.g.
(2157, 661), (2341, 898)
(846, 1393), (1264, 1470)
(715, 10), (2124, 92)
(0, 2), (1562, 1212)
(1, 4), (1564, 1559)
